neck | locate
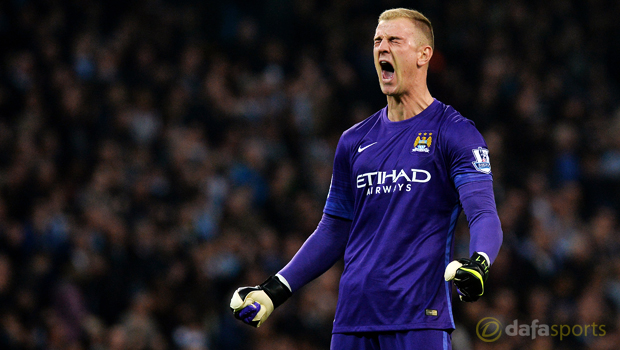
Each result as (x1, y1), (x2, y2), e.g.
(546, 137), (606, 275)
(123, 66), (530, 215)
(386, 85), (434, 122)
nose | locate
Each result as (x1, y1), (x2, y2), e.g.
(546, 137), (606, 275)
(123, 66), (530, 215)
(376, 38), (389, 53)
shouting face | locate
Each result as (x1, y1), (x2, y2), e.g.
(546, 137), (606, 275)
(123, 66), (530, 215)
(373, 18), (431, 97)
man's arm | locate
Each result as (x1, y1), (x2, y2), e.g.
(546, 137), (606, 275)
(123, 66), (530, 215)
(230, 213), (351, 327)
(445, 180), (502, 302)
(458, 180), (502, 264)
(439, 114), (503, 301)
(231, 131), (354, 327)
(278, 213), (351, 292)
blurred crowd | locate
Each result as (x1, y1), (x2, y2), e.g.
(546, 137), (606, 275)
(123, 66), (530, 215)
(1, 0), (620, 349)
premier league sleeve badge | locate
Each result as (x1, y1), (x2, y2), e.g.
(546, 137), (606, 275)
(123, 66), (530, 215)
(472, 147), (491, 174)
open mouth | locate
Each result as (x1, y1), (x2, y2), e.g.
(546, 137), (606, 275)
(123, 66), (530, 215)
(380, 61), (395, 81)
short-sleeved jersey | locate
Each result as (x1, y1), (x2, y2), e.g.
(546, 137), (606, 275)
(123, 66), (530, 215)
(324, 99), (492, 333)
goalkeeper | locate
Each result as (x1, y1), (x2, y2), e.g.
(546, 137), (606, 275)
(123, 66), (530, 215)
(231, 8), (502, 350)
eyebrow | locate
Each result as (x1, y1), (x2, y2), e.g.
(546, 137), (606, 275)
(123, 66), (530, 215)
(374, 35), (402, 41)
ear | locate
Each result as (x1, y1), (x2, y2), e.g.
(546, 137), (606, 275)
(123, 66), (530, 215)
(417, 46), (433, 67)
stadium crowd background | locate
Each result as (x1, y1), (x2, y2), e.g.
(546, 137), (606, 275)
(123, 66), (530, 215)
(1, 0), (620, 349)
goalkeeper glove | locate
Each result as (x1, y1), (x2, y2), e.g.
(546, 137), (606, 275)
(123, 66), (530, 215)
(230, 275), (292, 327)
(444, 252), (489, 302)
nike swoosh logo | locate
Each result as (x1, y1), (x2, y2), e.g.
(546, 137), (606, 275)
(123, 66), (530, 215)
(358, 142), (378, 153)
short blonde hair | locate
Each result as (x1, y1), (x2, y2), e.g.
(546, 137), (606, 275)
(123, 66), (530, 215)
(379, 8), (434, 49)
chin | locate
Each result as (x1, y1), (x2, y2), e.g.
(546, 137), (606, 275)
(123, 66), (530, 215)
(381, 87), (398, 96)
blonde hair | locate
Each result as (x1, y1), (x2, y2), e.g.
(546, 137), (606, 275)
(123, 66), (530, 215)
(379, 8), (434, 49)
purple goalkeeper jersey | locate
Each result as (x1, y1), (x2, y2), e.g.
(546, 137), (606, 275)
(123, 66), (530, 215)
(324, 99), (493, 333)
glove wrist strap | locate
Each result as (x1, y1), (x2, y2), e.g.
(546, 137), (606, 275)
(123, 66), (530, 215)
(260, 275), (292, 308)
(471, 252), (489, 279)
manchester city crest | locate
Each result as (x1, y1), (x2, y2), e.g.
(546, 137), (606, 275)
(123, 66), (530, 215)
(472, 147), (491, 173)
(412, 132), (433, 153)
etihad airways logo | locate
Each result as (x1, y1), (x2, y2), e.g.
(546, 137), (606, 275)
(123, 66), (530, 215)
(357, 169), (431, 195)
